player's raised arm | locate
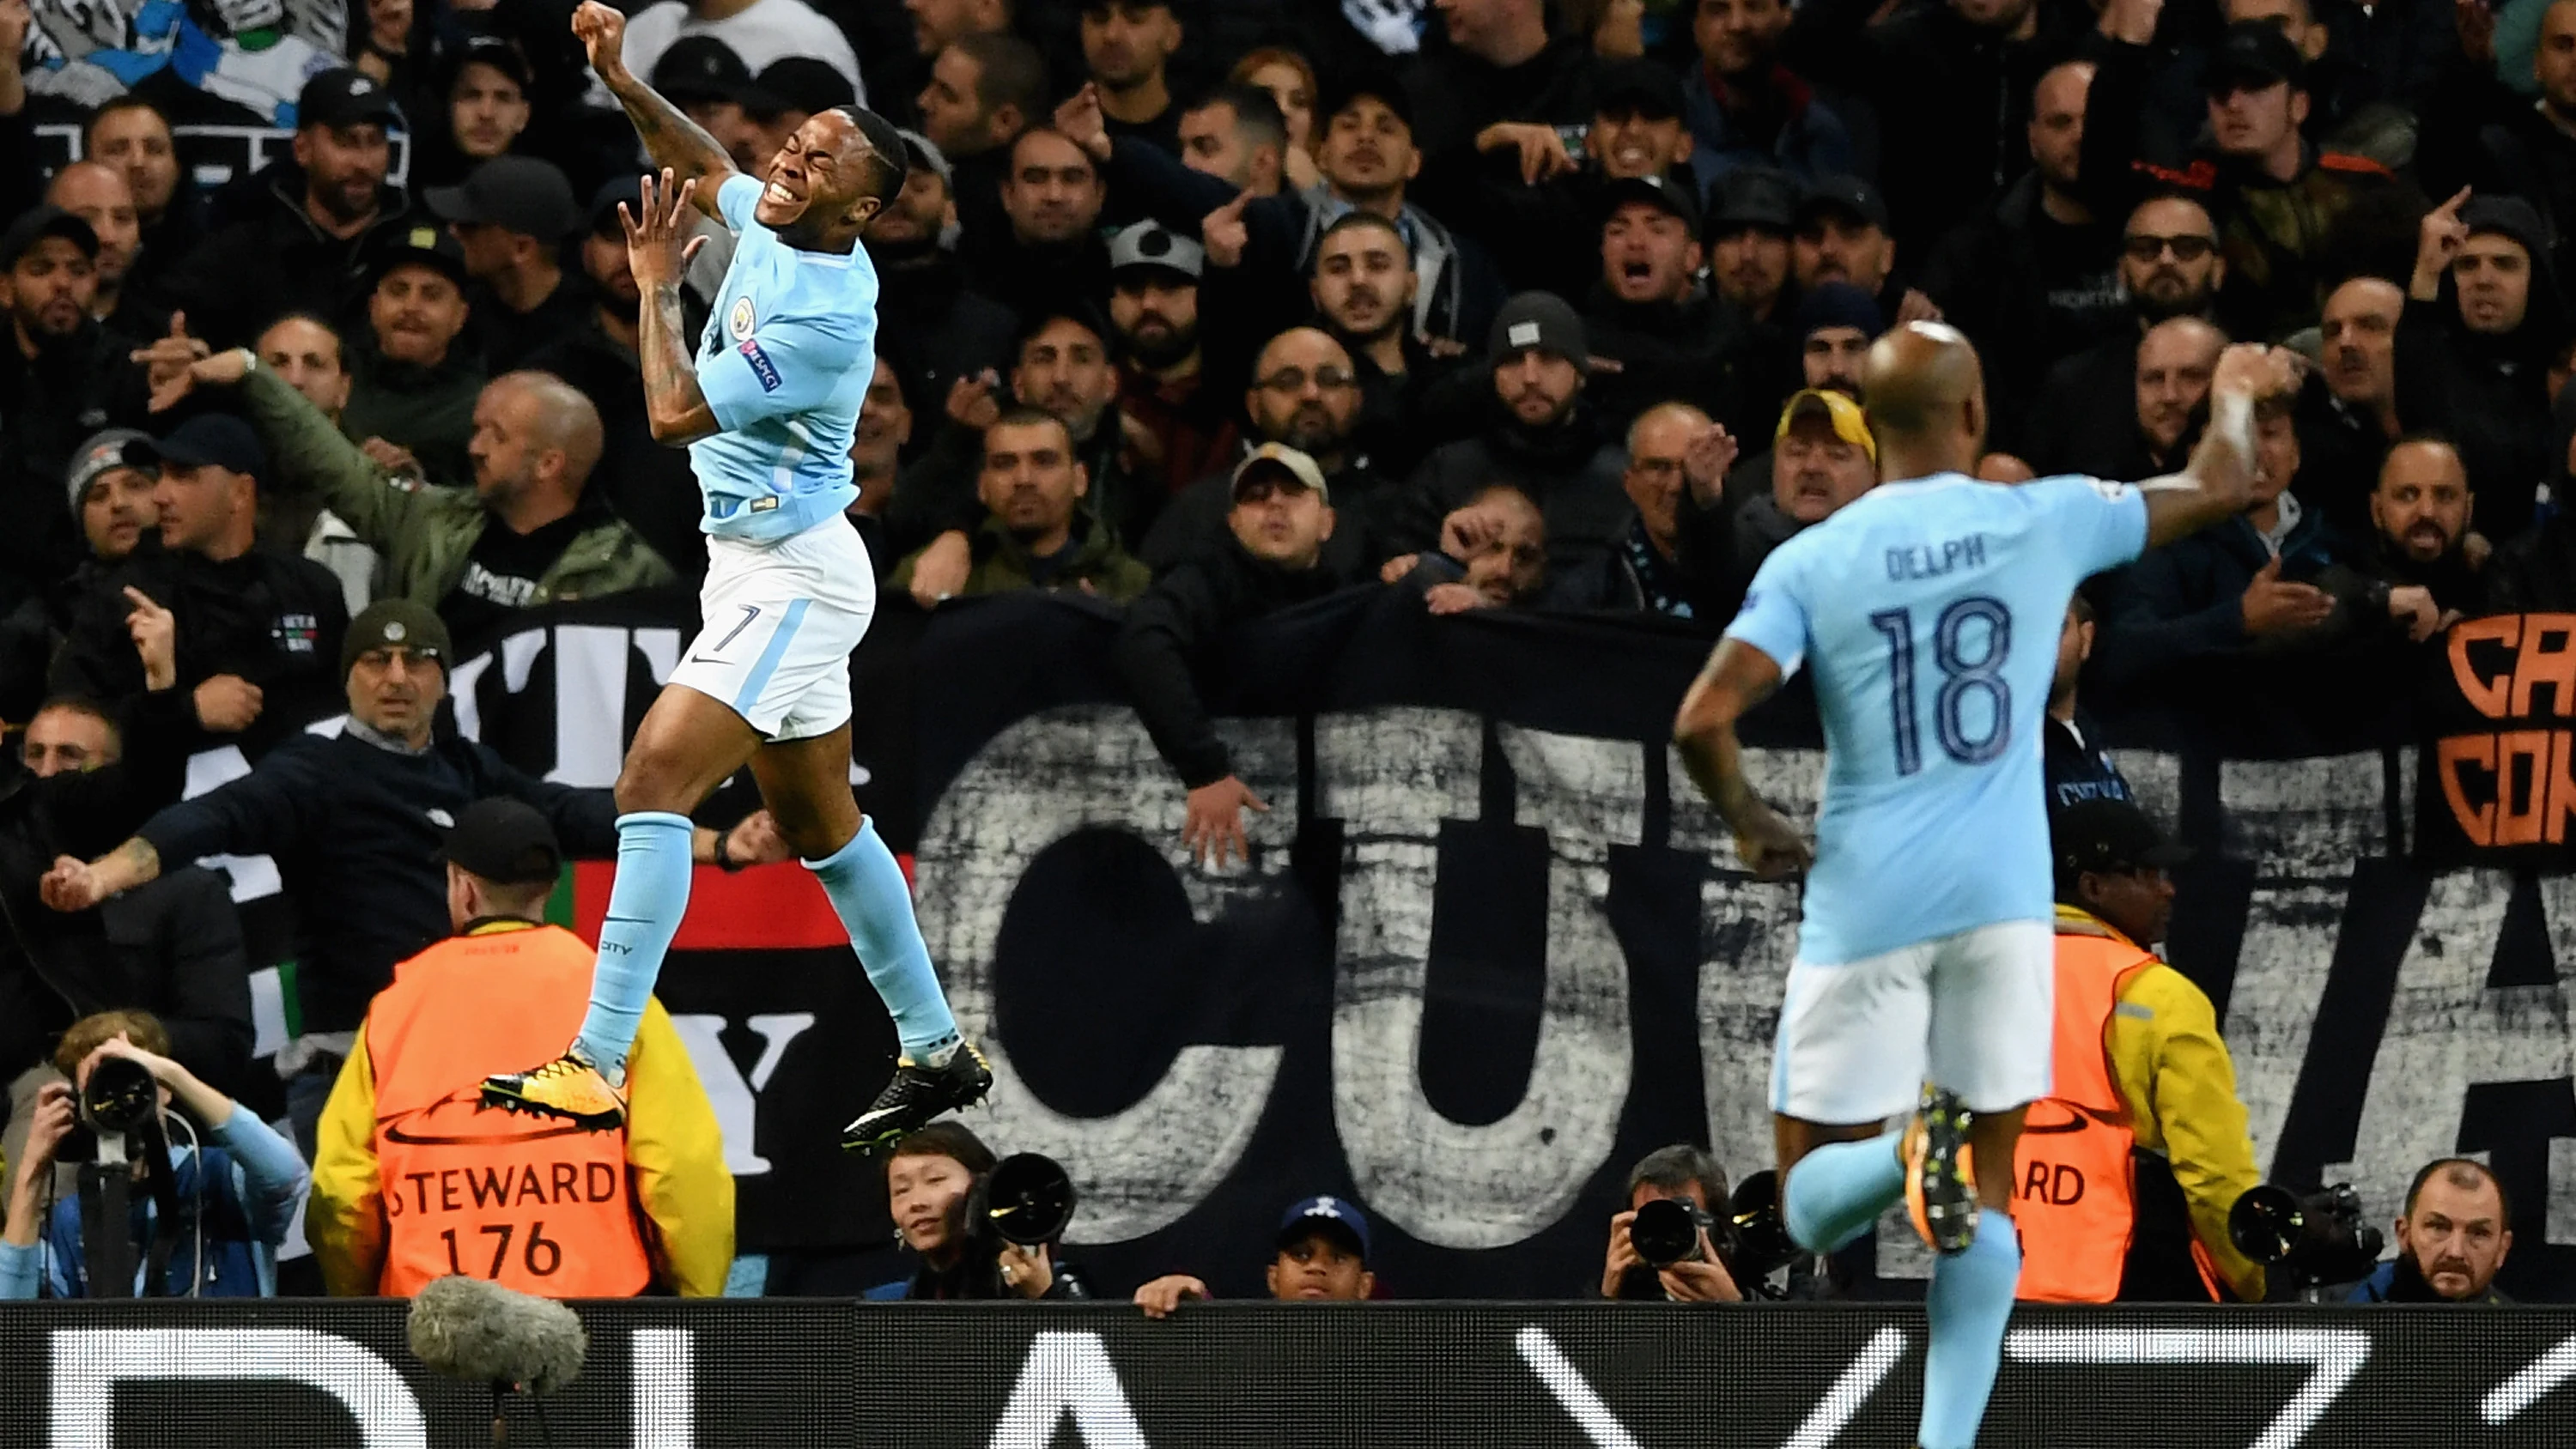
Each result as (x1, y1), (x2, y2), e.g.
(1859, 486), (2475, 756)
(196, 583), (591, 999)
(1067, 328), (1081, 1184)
(575, 0), (736, 220)
(2137, 343), (2304, 548)
(1674, 639), (1813, 879)
(627, 170), (720, 444)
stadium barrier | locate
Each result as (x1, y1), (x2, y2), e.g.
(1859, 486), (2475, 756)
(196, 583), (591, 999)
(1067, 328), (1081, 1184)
(2, 1300), (2571, 1446)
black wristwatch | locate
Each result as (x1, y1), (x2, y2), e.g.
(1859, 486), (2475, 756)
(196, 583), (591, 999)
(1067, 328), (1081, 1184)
(714, 829), (749, 872)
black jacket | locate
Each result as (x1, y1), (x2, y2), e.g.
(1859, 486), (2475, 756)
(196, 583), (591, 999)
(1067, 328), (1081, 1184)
(867, 245), (1020, 421)
(2022, 329), (2174, 482)
(1138, 447), (1402, 581)
(1580, 288), (1753, 443)
(131, 727), (619, 1034)
(1400, 34), (1601, 225)
(157, 167), (422, 349)
(2043, 711), (2133, 818)
(1917, 171), (2126, 442)
(51, 547), (351, 761)
(1111, 541), (1344, 788)
(1398, 406), (1631, 579)
(523, 316), (708, 579)
(2395, 293), (2562, 539)
(0, 322), (153, 608)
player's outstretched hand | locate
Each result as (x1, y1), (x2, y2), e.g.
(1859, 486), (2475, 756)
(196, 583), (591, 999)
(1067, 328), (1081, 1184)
(573, 0), (629, 82)
(1733, 803), (1812, 880)
(623, 168), (707, 294)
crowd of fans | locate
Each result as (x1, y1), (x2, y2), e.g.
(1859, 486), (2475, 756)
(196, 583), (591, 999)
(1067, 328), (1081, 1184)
(0, 0), (2563, 1303)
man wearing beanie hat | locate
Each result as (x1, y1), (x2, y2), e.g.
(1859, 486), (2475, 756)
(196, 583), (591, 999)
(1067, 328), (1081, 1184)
(41, 596), (790, 1152)
(0, 430), (161, 718)
(1394, 292), (1631, 583)
(2399, 188), (2564, 535)
(48, 415), (351, 759)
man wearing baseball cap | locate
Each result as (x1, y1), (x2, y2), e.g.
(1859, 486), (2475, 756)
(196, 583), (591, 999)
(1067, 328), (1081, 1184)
(48, 413), (350, 756)
(1114, 444), (1340, 867)
(2014, 798), (2263, 1305)
(42, 597), (784, 1151)
(345, 226), (483, 490)
(1461, 58), (1698, 300)
(1707, 388), (1879, 604)
(429, 156), (587, 371)
(1133, 1193), (1380, 1314)
(1107, 221), (1238, 498)
(308, 797), (734, 1300)
(1400, 292), (1630, 585)
(160, 68), (422, 349)
(1583, 175), (1744, 439)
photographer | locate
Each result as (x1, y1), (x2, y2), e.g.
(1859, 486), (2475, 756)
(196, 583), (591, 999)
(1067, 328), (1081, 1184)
(0, 1010), (307, 1298)
(871, 1123), (1088, 1300)
(2348, 1159), (2513, 1305)
(1133, 1195), (1379, 1315)
(1600, 1144), (1743, 1302)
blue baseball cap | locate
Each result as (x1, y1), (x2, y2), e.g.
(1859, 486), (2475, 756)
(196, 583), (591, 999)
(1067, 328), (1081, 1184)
(1277, 1195), (1370, 1262)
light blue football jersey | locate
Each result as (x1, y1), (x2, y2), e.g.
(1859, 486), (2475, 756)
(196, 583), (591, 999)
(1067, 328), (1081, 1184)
(688, 173), (877, 542)
(1722, 473), (2149, 964)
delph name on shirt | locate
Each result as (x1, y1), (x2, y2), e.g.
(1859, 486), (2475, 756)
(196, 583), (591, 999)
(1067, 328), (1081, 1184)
(1886, 535), (1987, 582)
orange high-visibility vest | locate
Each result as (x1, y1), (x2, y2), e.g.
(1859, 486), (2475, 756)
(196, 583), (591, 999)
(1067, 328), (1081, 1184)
(2014, 928), (2154, 1304)
(367, 924), (653, 1298)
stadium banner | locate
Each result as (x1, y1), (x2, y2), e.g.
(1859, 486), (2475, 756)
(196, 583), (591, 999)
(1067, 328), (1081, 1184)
(198, 591), (2574, 1297)
(0, 1300), (2572, 1447)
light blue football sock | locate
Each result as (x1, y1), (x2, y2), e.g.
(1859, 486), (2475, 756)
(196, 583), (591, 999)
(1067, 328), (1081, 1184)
(1782, 1131), (1906, 1253)
(574, 810), (697, 1081)
(805, 818), (961, 1061)
(1920, 1214), (2021, 1449)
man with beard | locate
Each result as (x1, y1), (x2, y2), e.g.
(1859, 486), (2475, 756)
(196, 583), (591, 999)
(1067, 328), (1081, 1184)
(151, 348), (674, 634)
(0, 431), (160, 721)
(1177, 83), (1287, 198)
(1080, 0), (1184, 155)
(84, 100), (201, 312)
(1581, 176), (1747, 440)
(1304, 214), (1457, 479)
(1707, 167), (1801, 418)
(432, 157), (591, 373)
(0, 210), (150, 613)
(2318, 439), (2484, 631)
(2349, 1160), (2513, 1304)
(1920, 61), (2128, 432)
(1109, 222), (1238, 506)
(864, 131), (1018, 434)
(896, 306), (1143, 601)
(890, 408), (1148, 602)
(341, 229), (488, 496)
(2022, 196), (2227, 473)
(1461, 58), (1703, 299)
(162, 70), (420, 349)
(523, 179), (714, 574)
(969, 129), (1112, 330)
(1139, 326), (1393, 575)
(2397, 191), (2561, 537)
(1720, 283), (1880, 499)
(1398, 292), (1629, 579)
(46, 163), (167, 342)
(1683, 0), (1855, 191)
(2298, 276), (2404, 537)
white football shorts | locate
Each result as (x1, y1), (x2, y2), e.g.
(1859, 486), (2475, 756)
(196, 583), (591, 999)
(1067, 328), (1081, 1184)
(1769, 919), (2056, 1123)
(667, 518), (876, 741)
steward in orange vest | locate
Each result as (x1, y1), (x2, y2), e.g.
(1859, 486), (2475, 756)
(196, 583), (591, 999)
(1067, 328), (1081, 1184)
(2016, 799), (2267, 1305)
(305, 799), (732, 1296)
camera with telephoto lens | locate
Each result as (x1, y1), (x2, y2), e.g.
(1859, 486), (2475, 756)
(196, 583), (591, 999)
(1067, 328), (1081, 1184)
(1630, 1195), (1719, 1268)
(2230, 1183), (2384, 1288)
(967, 1153), (1077, 1247)
(54, 1054), (160, 1162)
(1726, 1170), (1806, 1280)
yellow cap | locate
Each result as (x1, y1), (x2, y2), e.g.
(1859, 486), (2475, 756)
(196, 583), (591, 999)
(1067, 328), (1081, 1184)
(1774, 388), (1876, 463)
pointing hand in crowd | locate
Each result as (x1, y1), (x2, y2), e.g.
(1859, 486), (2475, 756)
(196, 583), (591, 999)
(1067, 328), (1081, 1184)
(2412, 187), (2474, 300)
(1054, 83), (1114, 165)
(124, 586), (175, 691)
(1476, 122), (1575, 187)
(1201, 191), (1252, 270)
(1681, 422), (1740, 509)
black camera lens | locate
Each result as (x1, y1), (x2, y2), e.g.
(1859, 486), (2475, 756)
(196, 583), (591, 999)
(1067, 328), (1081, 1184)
(1631, 1197), (1704, 1268)
(79, 1055), (157, 1137)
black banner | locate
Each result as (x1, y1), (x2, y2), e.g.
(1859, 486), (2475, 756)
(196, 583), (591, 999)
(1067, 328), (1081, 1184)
(435, 592), (2576, 1300)
(2, 1300), (2573, 1447)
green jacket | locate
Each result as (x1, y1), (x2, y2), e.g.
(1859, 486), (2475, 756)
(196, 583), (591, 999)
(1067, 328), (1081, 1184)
(238, 365), (677, 609)
(890, 512), (1151, 603)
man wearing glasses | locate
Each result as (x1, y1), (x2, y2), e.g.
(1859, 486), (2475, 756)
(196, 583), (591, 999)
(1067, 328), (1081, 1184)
(2024, 195), (2228, 478)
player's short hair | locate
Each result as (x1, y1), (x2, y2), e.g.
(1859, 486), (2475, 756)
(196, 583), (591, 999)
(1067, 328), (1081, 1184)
(835, 106), (910, 208)
(1188, 82), (1287, 154)
(955, 32), (1048, 130)
(1626, 1143), (1728, 1207)
(2403, 1157), (2512, 1223)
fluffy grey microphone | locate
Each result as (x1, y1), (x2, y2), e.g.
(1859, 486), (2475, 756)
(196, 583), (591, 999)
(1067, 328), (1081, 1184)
(408, 1275), (588, 1396)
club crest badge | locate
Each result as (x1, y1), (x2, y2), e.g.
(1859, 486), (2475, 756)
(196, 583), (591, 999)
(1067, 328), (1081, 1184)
(729, 298), (756, 341)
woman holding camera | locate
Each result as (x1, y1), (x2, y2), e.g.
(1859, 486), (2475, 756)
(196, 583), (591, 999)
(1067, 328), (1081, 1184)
(0, 1010), (308, 1298)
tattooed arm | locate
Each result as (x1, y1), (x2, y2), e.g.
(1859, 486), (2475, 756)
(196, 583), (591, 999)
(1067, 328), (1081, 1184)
(626, 169), (721, 444)
(574, 0), (736, 221)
